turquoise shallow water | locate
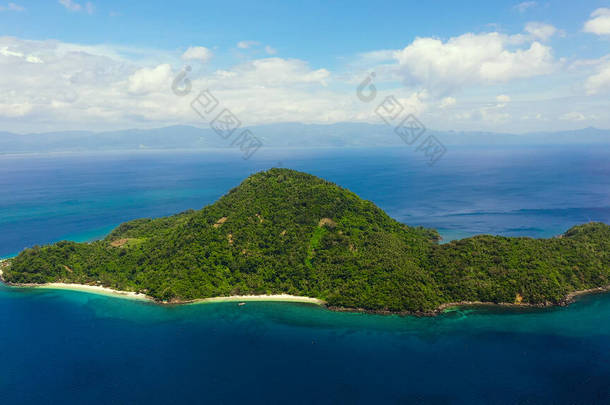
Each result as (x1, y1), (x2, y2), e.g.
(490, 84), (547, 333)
(0, 146), (609, 403)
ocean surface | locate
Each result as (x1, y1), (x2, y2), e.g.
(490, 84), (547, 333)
(1, 145), (609, 404)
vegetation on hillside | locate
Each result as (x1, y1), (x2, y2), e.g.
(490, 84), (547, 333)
(3, 169), (609, 312)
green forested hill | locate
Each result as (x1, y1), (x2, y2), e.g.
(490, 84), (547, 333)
(3, 169), (609, 312)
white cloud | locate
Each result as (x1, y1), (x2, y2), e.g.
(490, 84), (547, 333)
(0, 45), (43, 63)
(58, 0), (94, 14)
(25, 55), (43, 64)
(0, 102), (32, 117)
(524, 22), (560, 42)
(211, 58), (330, 88)
(127, 64), (173, 95)
(237, 40), (260, 49)
(0, 2), (24, 12)
(584, 59), (610, 94)
(0, 37), (341, 131)
(449, 102), (511, 124)
(181, 46), (213, 64)
(237, 41), (277, 55)
(392, 32), (556, 94)
(357, 49), (396, 64)
(583, 8), (610, 35)
(514, 1), (537, 13)
(439, 96), (456, 108)
(560, 111), (586, 121)
(0, 46), (22, 58)
(0, 35), (607, 133)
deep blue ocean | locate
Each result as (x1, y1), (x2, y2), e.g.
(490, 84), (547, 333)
(1, 146), (609, 404)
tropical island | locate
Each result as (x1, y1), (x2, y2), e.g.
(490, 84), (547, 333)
(1, 168), (609, 314)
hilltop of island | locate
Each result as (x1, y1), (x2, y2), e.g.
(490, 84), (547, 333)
(2, 168), (609, 313)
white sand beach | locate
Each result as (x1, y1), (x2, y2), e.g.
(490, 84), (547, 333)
(34, 286), (325, 306)
(1, 265), (325, 306)
(190, 294), (325, 305)
(33, 283), (152, 301)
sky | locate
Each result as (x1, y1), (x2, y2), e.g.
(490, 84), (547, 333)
(0, 0), (609, 133)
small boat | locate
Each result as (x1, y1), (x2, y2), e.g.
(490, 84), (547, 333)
(238, 302), (246, 306)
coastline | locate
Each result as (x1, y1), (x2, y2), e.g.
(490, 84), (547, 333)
(33, 283), (152, 301)
(184, 294), (325, 306)
(0, 279), (152, 302)
(0, 269), (325, 306)
(434, 284), (610, 314)
(2, 259), (609, 314)
(2, 278), (609, 314)
(0, 259), (324, 306)
(329, 285), (610, 316)
(2, 280), (609, 314)
(1, 280), (325, 306)
(328, 301), (557, 317)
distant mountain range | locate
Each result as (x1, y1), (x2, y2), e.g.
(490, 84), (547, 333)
(1, 123), (609, 153)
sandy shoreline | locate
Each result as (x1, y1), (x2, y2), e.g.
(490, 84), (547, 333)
(2, 258), (608, 313)
(36, 285), (325, 306)
(3, 281), (326, 305)
(0, 259), (323, 305)
(34, 283), (152, 301)
(187, 294), (325, 305)
(0, 276), (325, 306)
(1, 277), (608, 313)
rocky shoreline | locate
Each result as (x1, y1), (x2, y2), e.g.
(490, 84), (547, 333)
(327, 286), (610, 317)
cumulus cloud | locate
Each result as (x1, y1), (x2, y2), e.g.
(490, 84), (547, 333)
(181, 46), (213, 64)
(392, 32), (556, 95)
(0, 37), (171, 125)
(127, 64), (173, 95)
(212, 58), (330, 88)
(583, 8), (610, 35)
(524, 22), (561, 42)
(0, 37), (342, 131)
(0, 45), (43, 63)
(0, 33), (607, 133)
(584, 59), (610, 94)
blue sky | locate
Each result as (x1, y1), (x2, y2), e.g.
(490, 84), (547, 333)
(1, 0), (609, 133)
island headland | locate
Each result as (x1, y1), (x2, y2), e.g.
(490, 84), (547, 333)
(2, 168), (608, 315)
